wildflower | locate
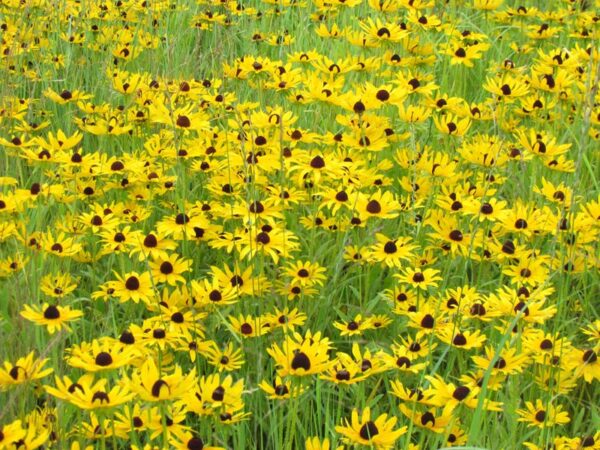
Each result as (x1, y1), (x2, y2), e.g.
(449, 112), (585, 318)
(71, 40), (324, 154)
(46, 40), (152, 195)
(203, 341), (245, 372)
(333, 314), (375, 336)
(305, 436), (343, 450)
(267, 330), (333, 377)
(20, 303), (83, 334)
(128, 358), (196, 402)
(0, 352), (53, 390)
(335, 407), (406, 449)
(259, 375), (307, 400)
(187, 373), (245, 414)
(516, 399), (571, 428)
(367, 234), (416, 267)
(394, 267), (442, 290)
(229, 314), (272, 338)
(66, 339), (138, 372)
(149, 253), (192, 286)
(283, 261), (327, 286)
(356, 190), (401, 221)
(397, 405), (453, 434)
(111, 271), (155, 303)
(40, 273), (78, 298)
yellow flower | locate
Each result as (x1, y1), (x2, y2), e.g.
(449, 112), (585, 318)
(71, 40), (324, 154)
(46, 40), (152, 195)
(0, 352), (53, 391)
(516, 399), (571, 428)
(20, 303), (83, 334)
(394, 267), (442, 290)
(127, 358), (196, 402)
(335, 407), (406, 449)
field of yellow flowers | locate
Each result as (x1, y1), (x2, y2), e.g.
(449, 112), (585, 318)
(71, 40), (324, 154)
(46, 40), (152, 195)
(0, 0), (599, 448)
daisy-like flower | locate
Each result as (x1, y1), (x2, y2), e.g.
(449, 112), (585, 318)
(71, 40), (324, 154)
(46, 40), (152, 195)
(20, 303), (83, 334)
(39, 273), (78, 298)
(171, 432), (225, 450)
(397, 405), (453, 434)
(202, 341), (245, 372)
(44, 87), (91, 104)
(440, 41), (490, 67)
(266, 307), (307, 331)
(40, 231), (82, 257)
(305, 436), (343, 450)
(472, 345), (530, 376)
(149, 253), (191, 286)
(191, 277), (239, 307)
(335, 407), (406, 449)
(130, 232), (178, 261)
(187, 373), (245, 414)
(259, 375), (307, 400)
(367, 234), (416, 268)
(320, 352), (370, 385)
(237, 225), (299, 263)
(0, 352), (53, 391)
(68, 378), (134, 410)
(435, 327), (487, 349)
(568, 347), (600, 383)
(356, 190), (401, 221)
(333, 314), (375, 336)
(516, 399), (571, 428)
(394, 267), (442, 290)
(433, 113), (472, 137)
(502, 258), (549, 286)
(111, 271), (155, 304)
(0, 419), (26, 448)
(65, 338), (139, 372)
(128, 358), (196, 402)
(228, 314), (272, 338)
(267, 330), (333, 377)
(424, 374), (502, 413)
(210, 264), (267, 297)
(283, 260), (327, 287)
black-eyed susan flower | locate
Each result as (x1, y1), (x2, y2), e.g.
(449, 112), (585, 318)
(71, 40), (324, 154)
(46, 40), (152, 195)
(259, 375), (307, 400)
(0, 352), (53, 391)
(171, 432), (225, 450)
(397, 405), (453, 434)
(20, 303), (83, 334)
(335, 407), (406, 449)
(305, 436), (343, 450)
(39, 273), (78, 298)
(127, 358), (196, 402)
(111, 271), (154, 304)
(266, 307), (307, 331)
(229, 314), (271, 338)
(568, 347), (600, 383)
(191, 277), (239, 307)
(472, 345), (529, 376)
(356, 190), (401, 221)
(433, 113), (472, 136)
(187, 373), (244, 414)
(202, 341), (245, 372)
(267, 330), (333, 377)
(424, 374), (502, 413)
(0, 419), (26, 448)
(65, 338), (138, 372)
(68, 378), (134, 410)
(367, 234), (416, 268)
(394, 267), (442, 290)
(283, 260), (327, 287)
(333, 314), (375, 336)
(149, 253), (191, 286)
(516, 399), (571, 428)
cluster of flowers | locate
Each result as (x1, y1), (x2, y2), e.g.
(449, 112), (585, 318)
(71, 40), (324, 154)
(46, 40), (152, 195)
(0, 0), (599, 448)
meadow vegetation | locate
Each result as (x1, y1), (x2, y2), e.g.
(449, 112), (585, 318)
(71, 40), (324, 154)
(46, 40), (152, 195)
(0, 0), (599, 448)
